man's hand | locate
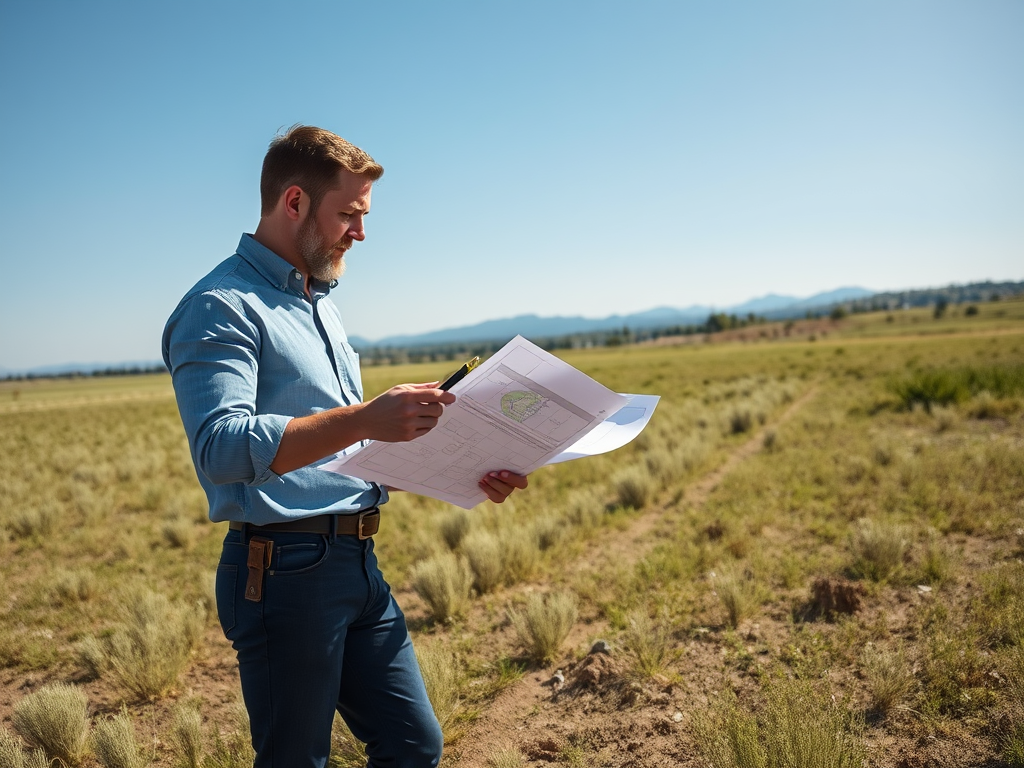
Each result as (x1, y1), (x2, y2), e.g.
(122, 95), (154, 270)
(360, 382), (456, 442)
(478, 470), (529, 504)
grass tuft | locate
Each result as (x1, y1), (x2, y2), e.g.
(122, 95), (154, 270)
(861, 644), (914, 716)
(52, 568), (98, 605)
(692, 690), (766, 768)
(509, 591), (578, 663)
(849, 519), (908, 582)
(99, 588), (205, 700)
(330, 713), (367, 768)
(411, 553), (472, 623)
(205, 704), (254, 768)
(1, 729), (28, 768)
(498, 526), (540, 585)
(92, 709), (148, 768)
(715, 567), (760, 629)
(12, 681), (91, 767)
(169, 703), (203, 768)
(416, 643), (463, 737)
(463, 529), (503, 593)
(694, 677), (864, 768)
(888, 363), (1024, 412)
(486, 746), (527, 767)
(621, 608), (674, 678)
(161, 518), (196, 550)
(439, 509), (470, 551)
(612, 465), (655, 509)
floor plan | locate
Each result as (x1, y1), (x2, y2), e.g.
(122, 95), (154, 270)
(320, 336), (628, 508)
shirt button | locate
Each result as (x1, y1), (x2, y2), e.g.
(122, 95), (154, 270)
(293, 271), (302, 281)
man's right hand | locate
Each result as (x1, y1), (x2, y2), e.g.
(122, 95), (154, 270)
(359, 382), (456, 442)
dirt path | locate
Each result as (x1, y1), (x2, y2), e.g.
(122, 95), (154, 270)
(448, 386), (820, 767)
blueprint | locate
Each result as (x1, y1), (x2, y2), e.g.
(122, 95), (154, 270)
(546, 393), (660, 465)
(320, 336), (629, 508)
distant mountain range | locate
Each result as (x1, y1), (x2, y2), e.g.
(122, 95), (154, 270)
(348, 287), (874, 348)
(5, 280), (1022, 378)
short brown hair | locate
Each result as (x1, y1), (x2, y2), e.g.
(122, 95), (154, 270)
(260, 125), (384, 216)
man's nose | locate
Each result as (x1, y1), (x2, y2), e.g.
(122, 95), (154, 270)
(349, 215), (366, 241)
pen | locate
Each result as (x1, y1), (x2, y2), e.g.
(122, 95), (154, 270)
(439, 356), (481, 391)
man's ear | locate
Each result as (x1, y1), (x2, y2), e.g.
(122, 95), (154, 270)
(282, 185), (305, 222)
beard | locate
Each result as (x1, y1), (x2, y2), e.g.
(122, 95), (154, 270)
(297, 215), (350, 282)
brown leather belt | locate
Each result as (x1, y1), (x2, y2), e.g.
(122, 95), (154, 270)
(228, 509), (380, 540)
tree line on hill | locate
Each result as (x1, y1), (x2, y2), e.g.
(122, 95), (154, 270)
(4, 280), (1021, 379)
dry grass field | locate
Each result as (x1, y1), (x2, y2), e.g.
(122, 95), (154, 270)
(1, 298), (1023, 768)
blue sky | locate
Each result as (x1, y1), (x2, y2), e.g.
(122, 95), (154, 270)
(1, 1), (1021, 370)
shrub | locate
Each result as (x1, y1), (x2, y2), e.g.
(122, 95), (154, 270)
(509, 591), (578, 663)
(169, 704), (203, 768)
(728, 408), (754, 435)
(612, 465), (655, 509)
(416, 643), (462, 736)
(861, 645), (914, 715)
(12, 682), (91, 767)
(99, 588), (205, 700)
(439, 510), (470, 551)
(463, 530), (503, 593)
(849, 519), (908, 582)
(621, 608), (673, 678)
(92, 709), (148, 768)
(410, 553), (472, 623)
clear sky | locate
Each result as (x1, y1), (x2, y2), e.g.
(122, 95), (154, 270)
(1, 1), (1021, 370)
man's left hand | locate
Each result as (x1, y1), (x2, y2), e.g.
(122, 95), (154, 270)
(479, 471), (529, 504)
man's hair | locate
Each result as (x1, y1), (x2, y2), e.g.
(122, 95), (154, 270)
(260, 125), (384, 216)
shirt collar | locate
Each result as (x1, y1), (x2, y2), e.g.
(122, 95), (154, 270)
(235, 234), (337, 296)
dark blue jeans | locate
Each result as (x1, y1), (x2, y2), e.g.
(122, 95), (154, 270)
(215, 528), (442, 768)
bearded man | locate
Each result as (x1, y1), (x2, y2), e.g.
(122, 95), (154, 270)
(163, 126), (527, 768)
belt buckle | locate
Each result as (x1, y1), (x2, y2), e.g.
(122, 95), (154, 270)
(357, 510), (372, 540)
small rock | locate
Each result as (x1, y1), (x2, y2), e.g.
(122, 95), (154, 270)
(590, 639), (612, 655)
(916, 584), (933, 593)
(672, 711), (683, 723)
(550, 669), (565, 691)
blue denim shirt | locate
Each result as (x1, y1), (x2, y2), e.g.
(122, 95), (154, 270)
(162, 234), (386, 524)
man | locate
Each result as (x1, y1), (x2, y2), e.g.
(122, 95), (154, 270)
(163, 126), (527, 768)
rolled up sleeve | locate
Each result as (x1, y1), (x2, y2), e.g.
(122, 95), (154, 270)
(164, 290), (291, 486)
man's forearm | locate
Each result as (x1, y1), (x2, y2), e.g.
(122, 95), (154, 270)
(269, 404), (369, 475)
(269, 382), (455, 476)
